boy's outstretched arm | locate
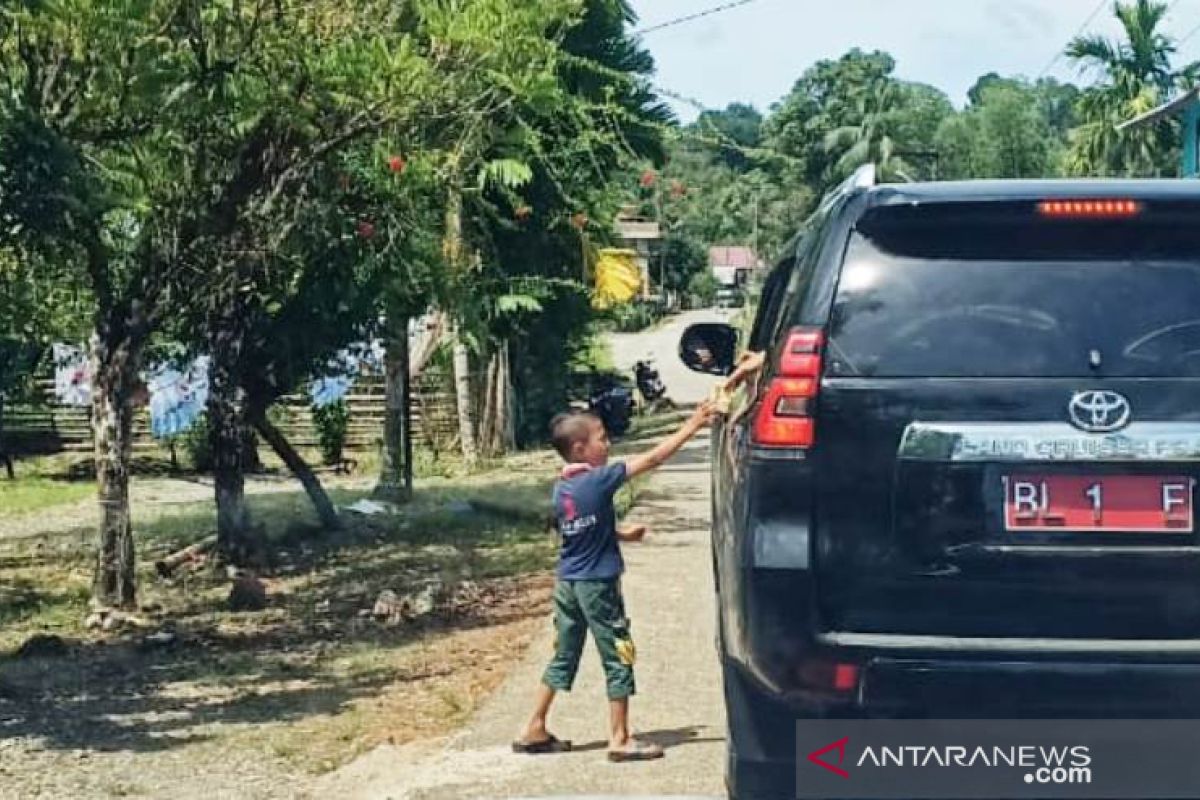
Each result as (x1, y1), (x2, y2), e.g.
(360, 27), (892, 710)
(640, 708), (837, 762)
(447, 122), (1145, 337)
(625, 400), (716, 480)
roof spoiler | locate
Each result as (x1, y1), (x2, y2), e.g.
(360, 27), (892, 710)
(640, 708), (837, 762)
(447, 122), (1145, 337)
(816, 163), (877, 215)
(846, 163), (877, 190)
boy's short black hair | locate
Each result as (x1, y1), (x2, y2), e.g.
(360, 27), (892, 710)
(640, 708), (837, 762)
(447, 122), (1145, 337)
(549, 411), (599, 461)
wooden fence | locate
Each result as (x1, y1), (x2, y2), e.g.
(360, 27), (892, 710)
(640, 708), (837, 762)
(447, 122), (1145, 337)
(1, 372), (460, 459)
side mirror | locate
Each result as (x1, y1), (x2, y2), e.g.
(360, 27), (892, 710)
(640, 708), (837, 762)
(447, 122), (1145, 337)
(679, 323), (738, 376)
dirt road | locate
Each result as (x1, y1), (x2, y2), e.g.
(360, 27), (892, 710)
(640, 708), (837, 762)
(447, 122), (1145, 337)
(608, 308), (729, 406)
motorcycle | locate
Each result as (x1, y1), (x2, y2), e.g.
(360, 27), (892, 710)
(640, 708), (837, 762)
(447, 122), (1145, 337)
(633, 359), (667, 405)
(586, 374), (634, 437)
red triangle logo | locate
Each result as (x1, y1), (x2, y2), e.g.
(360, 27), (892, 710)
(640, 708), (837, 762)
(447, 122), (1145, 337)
(808, 736), (850, 779)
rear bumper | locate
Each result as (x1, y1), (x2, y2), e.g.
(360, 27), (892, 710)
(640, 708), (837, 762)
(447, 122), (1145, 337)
(815, 630), (1200, 715)
(726, 651), (1200, 798)
(861, 655), (1200, 717)
(820, 629), (1200, 655)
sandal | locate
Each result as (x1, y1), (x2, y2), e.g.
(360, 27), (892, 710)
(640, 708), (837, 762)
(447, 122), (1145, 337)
(607, 738), (664, 763)
(511, 734), (572, 755)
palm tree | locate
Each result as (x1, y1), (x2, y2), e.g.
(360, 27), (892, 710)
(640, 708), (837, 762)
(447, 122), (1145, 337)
(822, 79), (913, 182)
(1066, 0), (1185, 176)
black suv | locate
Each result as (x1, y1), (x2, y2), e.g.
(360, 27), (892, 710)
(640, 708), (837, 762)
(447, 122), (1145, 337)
(681, 166), (1200, 800)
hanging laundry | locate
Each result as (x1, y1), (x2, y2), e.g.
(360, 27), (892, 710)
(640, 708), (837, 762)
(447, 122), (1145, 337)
(147, 356), (210, 439)
(52, 343), (93, 407)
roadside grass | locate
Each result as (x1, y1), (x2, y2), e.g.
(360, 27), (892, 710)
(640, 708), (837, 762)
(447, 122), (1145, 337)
(0, 443), (387, 522)
(0, 472), (559, 772)
(0, 408), (679, 773)
(0, 477), (94, 517)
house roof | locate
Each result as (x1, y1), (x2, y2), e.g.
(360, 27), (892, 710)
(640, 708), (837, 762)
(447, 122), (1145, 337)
(708, 246), (760, 269)
(616, 219), (661, 240)
(1116, 87), (1200, 131)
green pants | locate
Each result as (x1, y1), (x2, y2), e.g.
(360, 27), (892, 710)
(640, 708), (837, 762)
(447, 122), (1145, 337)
(542, 578), (636, 700)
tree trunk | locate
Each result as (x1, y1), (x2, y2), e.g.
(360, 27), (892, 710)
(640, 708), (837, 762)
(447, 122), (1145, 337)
(241, 425), (262, 473)
(91, 334), (139, 609)
(443, 180), (478, 468)
(480, 347), (498, 458)
(480, 342), (515, 458)
(208, 346), (257, 564)
(253, 411), (342, 531)
(0, 392), (13, 480)
(374, 316), (413, 504)
(452, 336), (478, 468)
(410, 310), (445, 380)
(501, 341), (516, 452)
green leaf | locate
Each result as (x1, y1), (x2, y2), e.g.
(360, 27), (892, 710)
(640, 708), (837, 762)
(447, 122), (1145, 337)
(478, 159), (533, 190)
(495, 293), (542, 314)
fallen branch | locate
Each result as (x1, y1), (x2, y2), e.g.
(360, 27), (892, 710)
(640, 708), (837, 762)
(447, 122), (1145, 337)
(154, 534), (217, 578)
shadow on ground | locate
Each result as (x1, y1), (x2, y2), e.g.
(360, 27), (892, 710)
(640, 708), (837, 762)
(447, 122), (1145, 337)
(566, 725), (724, 754)
(0, 488), (557, 758)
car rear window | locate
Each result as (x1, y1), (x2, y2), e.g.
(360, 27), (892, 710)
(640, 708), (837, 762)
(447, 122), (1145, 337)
(826, 203), (1200, 379)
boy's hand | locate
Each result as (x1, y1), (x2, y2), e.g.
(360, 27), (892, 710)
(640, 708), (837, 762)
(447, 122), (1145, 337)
(687, 399), (718, 429)
(618, 523), (648, 543)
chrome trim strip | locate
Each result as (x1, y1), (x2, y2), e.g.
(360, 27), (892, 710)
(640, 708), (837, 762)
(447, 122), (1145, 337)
(947, 545), (1200, 557)
(749, 446), (809, 462)
(819, 631), (1200, 655)
(899, 422), (1200, 462)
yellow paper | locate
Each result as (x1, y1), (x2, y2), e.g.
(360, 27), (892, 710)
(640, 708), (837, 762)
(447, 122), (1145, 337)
(593, 248), (643, 309)
(711, 384), (733, 415)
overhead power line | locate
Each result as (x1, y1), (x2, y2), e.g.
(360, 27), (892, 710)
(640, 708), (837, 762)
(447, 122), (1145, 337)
(653, 84), (710, 114)
(1180, 17), (1200, 47)
(651, 84), (805, 166)
(1038, 0), (1109, 78)
(633, 0), (760, 36)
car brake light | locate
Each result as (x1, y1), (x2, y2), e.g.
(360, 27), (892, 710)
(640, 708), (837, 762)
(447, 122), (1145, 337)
(797, 658), (861, 693)
(1037, 199), (1142, 218)
(833, 663), (860, 692)
(753, 327), (823, 448)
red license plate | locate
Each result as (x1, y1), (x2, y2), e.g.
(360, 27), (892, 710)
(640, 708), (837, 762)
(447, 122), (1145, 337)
(1003, 475), (1195, 533)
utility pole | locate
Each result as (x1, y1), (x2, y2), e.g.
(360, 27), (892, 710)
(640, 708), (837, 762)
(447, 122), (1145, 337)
(655, 182), (665, 298)
(752, 186), (761, 257)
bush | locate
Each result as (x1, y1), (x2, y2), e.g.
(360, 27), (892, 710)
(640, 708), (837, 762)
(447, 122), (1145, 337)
(688, 271), (719, 307)
(512, 286), (594, 447)
(605, 300), (664, 333)
(312, 399), (349, 466)
(179, 413), (212, 472)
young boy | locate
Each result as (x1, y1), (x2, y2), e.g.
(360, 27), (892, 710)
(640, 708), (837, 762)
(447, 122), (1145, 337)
(513, 401), (715, 762)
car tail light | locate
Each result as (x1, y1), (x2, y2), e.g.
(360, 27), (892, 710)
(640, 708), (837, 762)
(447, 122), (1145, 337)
(1037, 199), (1142, 218)
(753, 327), (824, 448)
(833, 663), (860, 692)
(797, 658), (861, 694)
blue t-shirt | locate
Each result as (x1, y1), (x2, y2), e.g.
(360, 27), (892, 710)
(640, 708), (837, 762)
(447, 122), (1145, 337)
(553, 462), (628, 581)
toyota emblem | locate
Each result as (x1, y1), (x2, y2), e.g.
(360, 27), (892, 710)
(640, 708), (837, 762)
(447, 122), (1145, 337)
(1068, 391), (1132, 433)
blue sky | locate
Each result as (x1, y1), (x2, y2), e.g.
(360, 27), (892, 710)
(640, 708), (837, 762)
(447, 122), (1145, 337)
(628, 0), (1200, 120)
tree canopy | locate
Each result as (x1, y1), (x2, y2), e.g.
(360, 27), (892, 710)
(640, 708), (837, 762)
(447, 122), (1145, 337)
(1, 0), (1197, 612)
